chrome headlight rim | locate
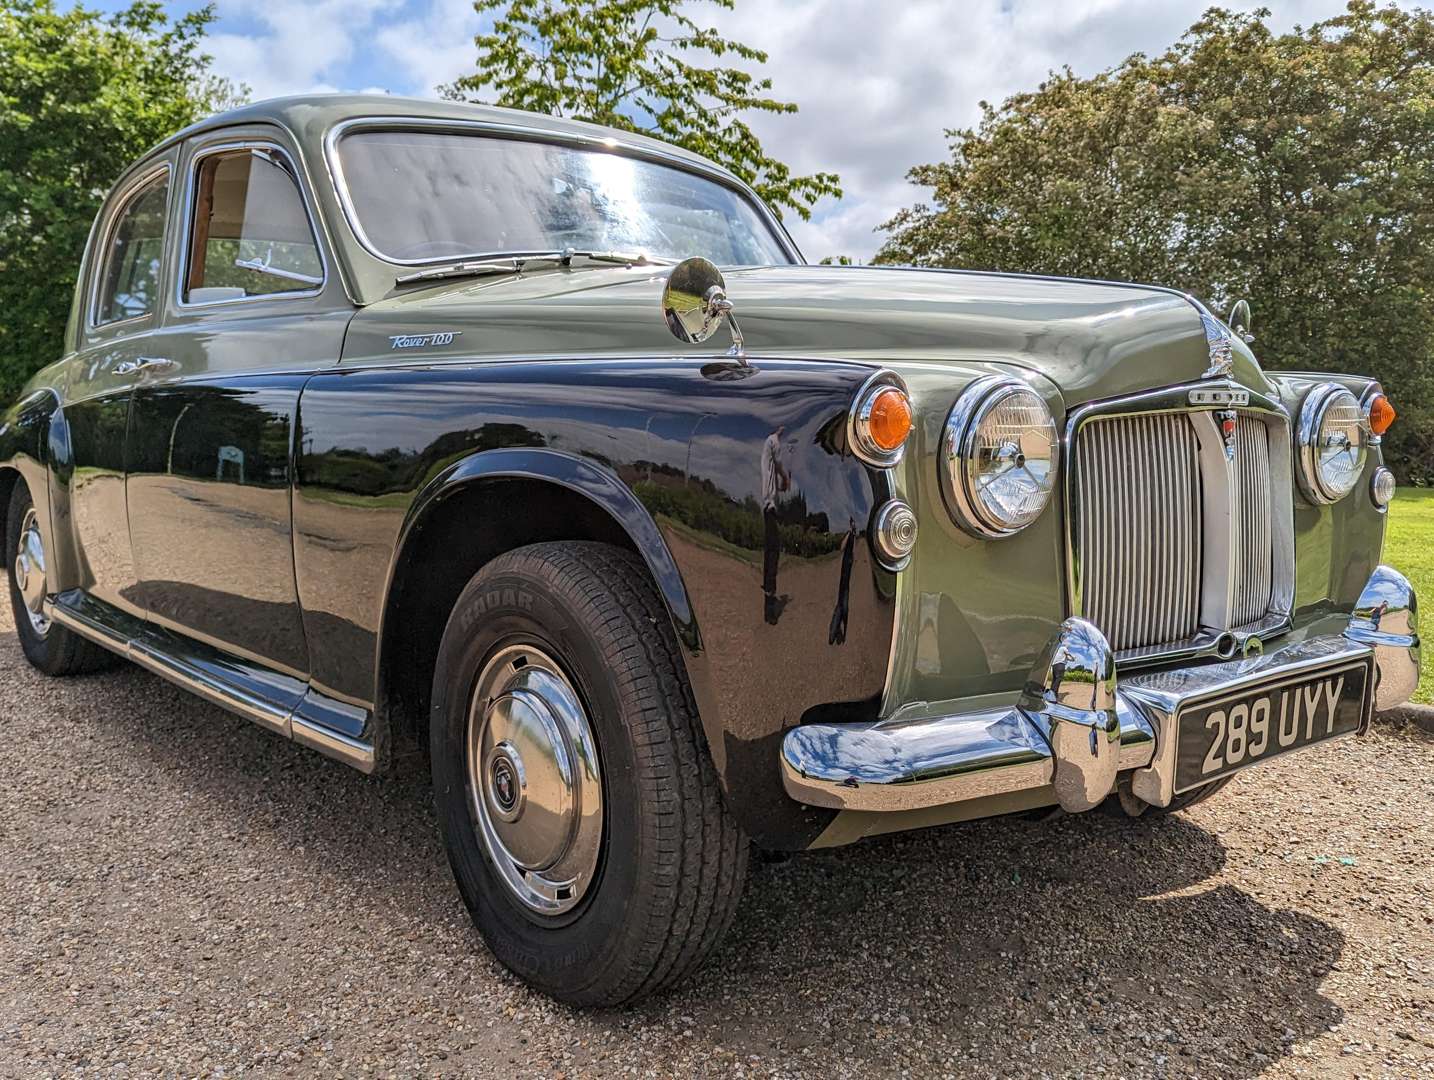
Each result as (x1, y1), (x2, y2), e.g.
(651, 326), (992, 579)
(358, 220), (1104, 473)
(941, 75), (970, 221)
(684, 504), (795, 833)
(941, 375), (1059, 539)
(1296, 383), (1368, 505)
(847, 369), (911, 468)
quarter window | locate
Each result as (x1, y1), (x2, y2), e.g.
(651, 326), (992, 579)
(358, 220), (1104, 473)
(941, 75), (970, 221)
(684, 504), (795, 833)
(184, 148), (323, 302)
(94, 172), (169, 326)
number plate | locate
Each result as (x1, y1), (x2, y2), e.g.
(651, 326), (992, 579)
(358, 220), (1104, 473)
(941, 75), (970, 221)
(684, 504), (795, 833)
(1173, 659), (1372, 794)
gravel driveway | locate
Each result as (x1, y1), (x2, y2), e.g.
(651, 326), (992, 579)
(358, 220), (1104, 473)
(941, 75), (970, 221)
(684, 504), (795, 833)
(1, 599), (1431, 1078)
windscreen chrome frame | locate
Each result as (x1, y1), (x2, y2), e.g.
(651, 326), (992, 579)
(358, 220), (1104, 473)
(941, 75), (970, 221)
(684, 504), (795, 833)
(1062, 379), (1296, 669)
(321, 115), (805, 268)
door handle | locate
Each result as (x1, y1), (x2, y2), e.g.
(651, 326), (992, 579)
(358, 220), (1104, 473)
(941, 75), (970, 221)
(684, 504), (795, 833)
(115, 357), (176, 377)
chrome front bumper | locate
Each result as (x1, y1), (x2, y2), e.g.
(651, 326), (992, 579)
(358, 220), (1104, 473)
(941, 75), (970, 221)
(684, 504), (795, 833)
(781, 565), (1420, 814)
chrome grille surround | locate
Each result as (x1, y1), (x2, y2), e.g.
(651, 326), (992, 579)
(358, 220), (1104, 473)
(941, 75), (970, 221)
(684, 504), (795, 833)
(1064, 381), (1295, 668)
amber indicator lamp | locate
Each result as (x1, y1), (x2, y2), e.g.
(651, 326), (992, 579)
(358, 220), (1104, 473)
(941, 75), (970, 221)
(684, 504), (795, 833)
(1367, 393), (1397, 436)
(867, 386), (913, 452)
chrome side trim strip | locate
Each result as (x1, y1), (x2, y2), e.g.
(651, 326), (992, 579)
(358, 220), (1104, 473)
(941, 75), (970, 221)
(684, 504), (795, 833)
(46, 596), (375, 771)
(45, 598), (130, 658)
(130, 638), (291, 736)
(292, 716), (376, 774)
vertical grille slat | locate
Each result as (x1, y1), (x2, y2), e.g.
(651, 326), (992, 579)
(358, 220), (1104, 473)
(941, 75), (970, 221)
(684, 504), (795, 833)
(1075, 409), (1274, 656)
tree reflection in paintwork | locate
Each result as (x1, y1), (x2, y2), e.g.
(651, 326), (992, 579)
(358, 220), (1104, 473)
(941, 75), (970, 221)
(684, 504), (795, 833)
(292, 358), (896, 849)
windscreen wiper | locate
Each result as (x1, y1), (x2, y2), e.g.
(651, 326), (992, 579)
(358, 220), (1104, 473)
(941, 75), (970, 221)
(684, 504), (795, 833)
(395, 248), (673, 286)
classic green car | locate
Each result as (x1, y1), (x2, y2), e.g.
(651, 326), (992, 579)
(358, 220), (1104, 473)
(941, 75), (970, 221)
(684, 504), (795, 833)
(1, 95), (1420, 1006)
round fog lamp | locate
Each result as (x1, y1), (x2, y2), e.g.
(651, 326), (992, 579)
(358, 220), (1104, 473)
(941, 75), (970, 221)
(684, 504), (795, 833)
(1371, 466), (1396, 508)
(873, 500), (918, 567)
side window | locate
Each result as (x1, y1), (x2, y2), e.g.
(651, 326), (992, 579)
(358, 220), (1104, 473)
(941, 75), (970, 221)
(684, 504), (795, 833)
(184, 148), (323, 303)
(94, 172), (170, 326)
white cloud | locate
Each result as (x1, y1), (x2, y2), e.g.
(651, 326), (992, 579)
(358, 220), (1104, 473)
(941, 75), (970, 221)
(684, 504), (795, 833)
(374, 0), (484, 96)
(204, 0), (1416, 260)
(206, 0), (402, 102)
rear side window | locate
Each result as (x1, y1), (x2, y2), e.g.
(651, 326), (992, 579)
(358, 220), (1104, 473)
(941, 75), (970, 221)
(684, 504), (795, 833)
(94, 171), (169, 326)
(184, 148), (323, 302)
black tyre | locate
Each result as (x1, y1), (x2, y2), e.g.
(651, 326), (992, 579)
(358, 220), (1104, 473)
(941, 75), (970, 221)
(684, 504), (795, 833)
(5, 482), (110, 676)
(430, 541), (748, 1006)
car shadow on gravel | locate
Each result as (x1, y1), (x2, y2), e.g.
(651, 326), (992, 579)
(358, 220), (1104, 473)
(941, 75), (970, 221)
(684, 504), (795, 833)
(27, 651), (1346, 1076)
(668, 811), (1347, 1073)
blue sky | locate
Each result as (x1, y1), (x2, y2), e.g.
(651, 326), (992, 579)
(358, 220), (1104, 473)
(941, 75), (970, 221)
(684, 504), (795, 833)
(94, 0), (1408, 260)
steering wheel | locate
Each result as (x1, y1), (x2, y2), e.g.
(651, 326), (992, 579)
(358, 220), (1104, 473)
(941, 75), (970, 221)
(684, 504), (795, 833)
(390, 239), (479, 261)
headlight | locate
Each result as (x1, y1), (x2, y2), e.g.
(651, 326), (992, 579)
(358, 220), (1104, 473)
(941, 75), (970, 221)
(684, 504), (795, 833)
(1296, 384), (1368, 504)
(941, 376), (1058, 538)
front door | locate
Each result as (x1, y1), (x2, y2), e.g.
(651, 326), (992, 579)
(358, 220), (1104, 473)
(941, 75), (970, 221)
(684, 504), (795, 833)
(57, 160), (176, 620)
(125, 132), (350, 678)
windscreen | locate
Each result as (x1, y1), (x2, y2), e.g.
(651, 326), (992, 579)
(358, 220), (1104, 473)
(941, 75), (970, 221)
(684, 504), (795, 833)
(336, 130), (795, 268)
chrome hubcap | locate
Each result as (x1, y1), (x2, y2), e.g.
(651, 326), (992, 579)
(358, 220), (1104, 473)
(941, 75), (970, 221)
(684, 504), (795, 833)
(13, 507), (49, 636)
(466, 644), (603, 916)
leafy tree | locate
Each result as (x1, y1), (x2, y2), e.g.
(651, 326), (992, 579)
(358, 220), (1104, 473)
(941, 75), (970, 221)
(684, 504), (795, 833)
(442, 0), (840, 221)
(0, 1), (241, 404)
(878, 2), (1434, 480)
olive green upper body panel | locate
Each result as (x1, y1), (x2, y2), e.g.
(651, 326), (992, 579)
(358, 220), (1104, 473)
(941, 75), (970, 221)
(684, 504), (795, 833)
(342, 261), (1231, 401)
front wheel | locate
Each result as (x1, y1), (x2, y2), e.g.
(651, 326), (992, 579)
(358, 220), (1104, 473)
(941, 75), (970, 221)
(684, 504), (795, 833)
(430, 542), (747, 1006)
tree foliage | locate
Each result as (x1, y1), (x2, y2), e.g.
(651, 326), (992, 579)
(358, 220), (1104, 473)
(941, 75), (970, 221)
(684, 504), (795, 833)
(0, 1), (240, 404)
(442, 0), (840, 221)
(878, 2), (1434, 479)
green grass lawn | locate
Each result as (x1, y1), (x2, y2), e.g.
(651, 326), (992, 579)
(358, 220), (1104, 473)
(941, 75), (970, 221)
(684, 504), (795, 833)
(1384, 488), (1433, 704)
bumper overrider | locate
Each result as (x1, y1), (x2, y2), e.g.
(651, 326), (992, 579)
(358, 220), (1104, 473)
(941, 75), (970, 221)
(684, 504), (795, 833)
(781, 565), (1420, 814)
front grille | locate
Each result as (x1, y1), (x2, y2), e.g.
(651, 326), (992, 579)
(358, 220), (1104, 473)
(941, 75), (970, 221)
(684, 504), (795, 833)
(1075, 414), (1203, 652)
(1073, 409), (1280, 658)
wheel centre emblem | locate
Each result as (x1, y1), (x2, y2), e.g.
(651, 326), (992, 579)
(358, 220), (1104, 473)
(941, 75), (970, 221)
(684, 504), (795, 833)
(492, 759), (517, 812)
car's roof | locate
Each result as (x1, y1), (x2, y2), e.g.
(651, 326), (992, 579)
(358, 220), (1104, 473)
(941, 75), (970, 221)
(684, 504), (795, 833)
(153, 93), (726, 175)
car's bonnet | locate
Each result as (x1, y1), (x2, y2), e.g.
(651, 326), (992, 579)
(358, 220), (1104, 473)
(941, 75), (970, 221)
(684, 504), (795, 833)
(343, 263), (1267, 408)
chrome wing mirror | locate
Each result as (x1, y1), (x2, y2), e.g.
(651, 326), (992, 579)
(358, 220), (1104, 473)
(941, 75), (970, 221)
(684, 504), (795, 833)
(1227, 298), (1254, 344)
(661, 257), (746, 364)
